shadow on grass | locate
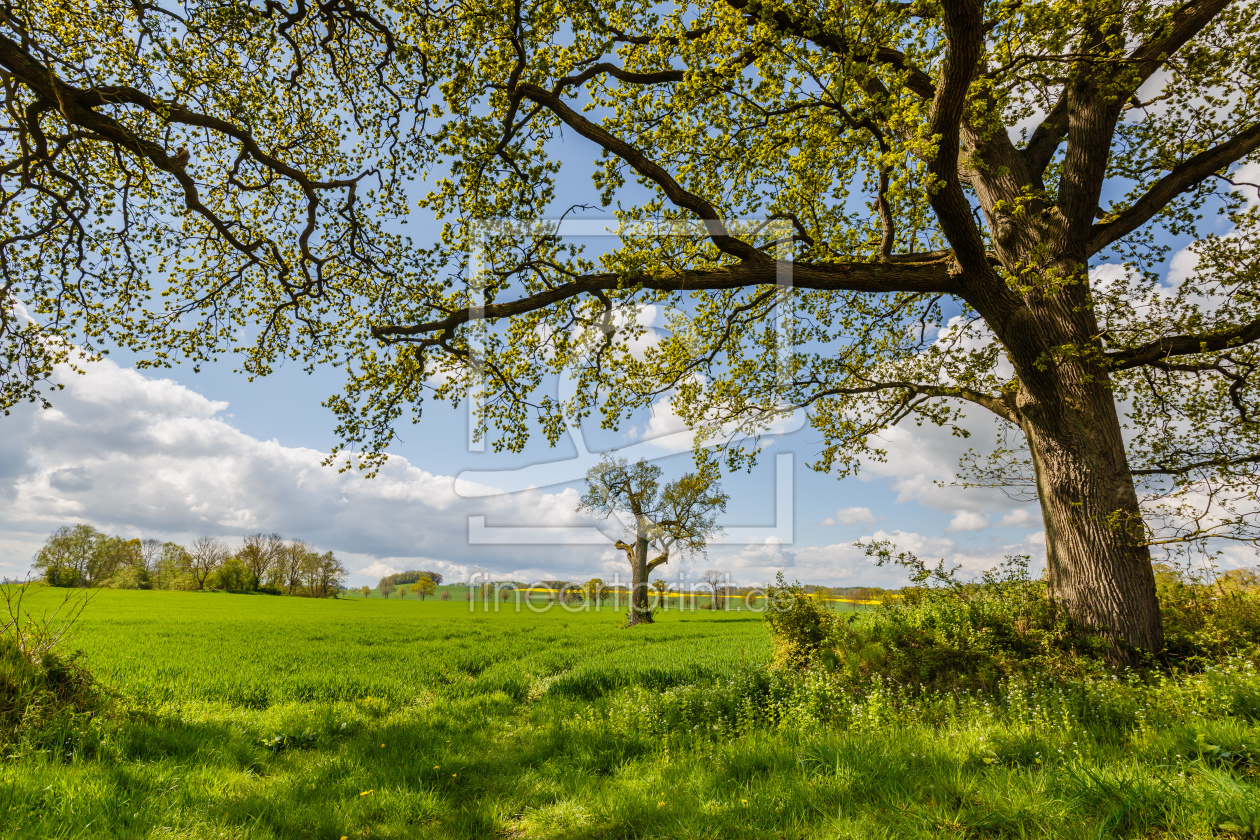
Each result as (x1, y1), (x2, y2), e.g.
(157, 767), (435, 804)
(6, 655), (1260, 840)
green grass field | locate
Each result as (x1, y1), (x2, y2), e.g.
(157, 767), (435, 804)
(6, 586), (1260, 839)
(37, 588), (771, 707)
(345, 585), (875, 613)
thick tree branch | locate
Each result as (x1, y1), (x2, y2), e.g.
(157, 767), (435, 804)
(1056, 14), (1133, 247)
(610, 25), (716, 46)
(1023, 0), (1235, 178)
(554, 39), (768, 94)
(926, 0), (990, 273)
(724, 0), (936, 99)
(370, 257), (959, 339)
(1132, 452), (1260, 476)
(1088, 122), (1260, 255)
(555, 62), (685, 89)
(517, 82), (762, 262)
(791, 376), (1019, 424)
(1108, 318), (1260, 370)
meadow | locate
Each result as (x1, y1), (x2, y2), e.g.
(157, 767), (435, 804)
(5, 585), (1260, 839)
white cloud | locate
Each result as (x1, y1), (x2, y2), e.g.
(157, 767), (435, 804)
(357, 560), (403, 580)
(0, 356), (1051, 591)
(946, 510), (991, 533)
(856, 416), (1027, 516)
(821, 506), (876, 526)
(998, 509), (1040, 528)
(697, 527), (1045, 589)
(637, 392), (696, 449)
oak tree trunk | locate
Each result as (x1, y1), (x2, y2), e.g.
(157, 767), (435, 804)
(627, 534), (653, 626)
(1020, 365), (1163, 656)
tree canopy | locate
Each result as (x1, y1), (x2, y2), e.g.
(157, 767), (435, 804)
(579, 455), (726, 623)
(3, 0), (1258, 651)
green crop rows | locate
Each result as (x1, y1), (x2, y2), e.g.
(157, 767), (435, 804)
(45, 588), (772, 708)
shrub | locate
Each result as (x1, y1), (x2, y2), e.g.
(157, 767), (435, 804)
(1155, 562), (1260, 662)
(0, 586), (108, 757)
(764, 546), (1260, 703)
(762, 573), (840, 671)
(106, 564), (148, 590)
(211, 556), (253, 592)
(763, 551), (1113, 697)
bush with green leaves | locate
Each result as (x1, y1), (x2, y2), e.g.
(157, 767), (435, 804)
(765, 545), (1260, 706)
(1, 586), (108, 758)
(1153, 562), (1260, 662)
(765, 550), (1116, 696)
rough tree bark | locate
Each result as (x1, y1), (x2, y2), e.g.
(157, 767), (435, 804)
(616, 531), (669, 626)
(1023, 379), (1163, 653)
(996, 257), (1163, 653)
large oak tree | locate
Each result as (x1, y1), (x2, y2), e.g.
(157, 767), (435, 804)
(578, 456), (727, 625)
(2, 0), (1259, 653)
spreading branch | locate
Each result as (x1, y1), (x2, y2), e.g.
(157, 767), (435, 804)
(517, 82), (763, 261)
(1023, 0), (1235, 177)
(371, 255), (958, 339)
(1089, 122), (1260, 255)
(1107, 318), (1260, 370)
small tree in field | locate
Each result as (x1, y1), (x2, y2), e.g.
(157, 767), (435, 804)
(578, 456), (727, 626)
(360, 585), (371, 598)
(398, 584), (410, 599)
(139, 538), (162, 583)
(188, 537), (230, 591)
(701, 570), (728, 611)
(440, 590), (451, 602)
(584, 578), (605, 605)
(651, 579), (669, 610)
(279, 541), (309, 596)
(414, 575), (436, 600)
(379, 579), (395, 599)
(32, 524), (102, 587)
(155, 542), (191, 590)
(239, 533), (284, 591)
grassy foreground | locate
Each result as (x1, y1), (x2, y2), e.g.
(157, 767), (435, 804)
(5, 586), (1260, 839)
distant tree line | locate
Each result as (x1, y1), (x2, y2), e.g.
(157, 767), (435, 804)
(31, 525), (346, 597)
(375, 570), (443, 599)
(378, 570), (443, 587)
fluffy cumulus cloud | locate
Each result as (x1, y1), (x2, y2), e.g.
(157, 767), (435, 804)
(946, 511), (991, 533)
(821, 506), (876, 527)
(0, 360), (609, 585)
(855, 412), (1037, 520)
